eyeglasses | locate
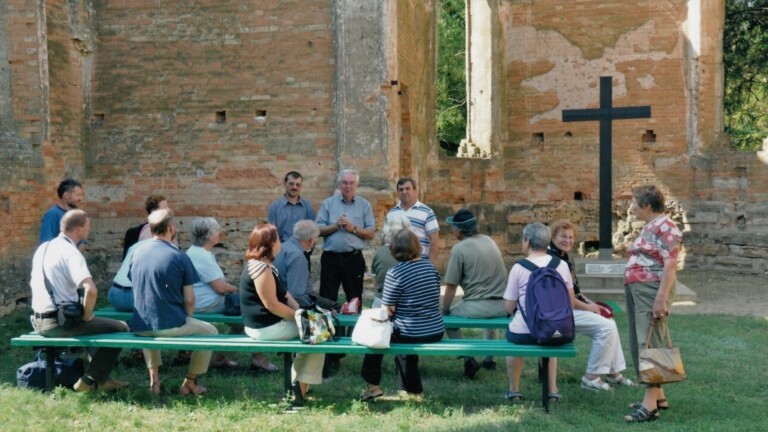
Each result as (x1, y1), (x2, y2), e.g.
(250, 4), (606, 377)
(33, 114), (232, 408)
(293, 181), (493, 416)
(340, 181), (357, 186)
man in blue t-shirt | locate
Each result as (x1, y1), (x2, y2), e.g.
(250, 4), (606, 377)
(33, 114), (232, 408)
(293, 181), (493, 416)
(39, 178), (84, 245)
(129, 208), (218, 396)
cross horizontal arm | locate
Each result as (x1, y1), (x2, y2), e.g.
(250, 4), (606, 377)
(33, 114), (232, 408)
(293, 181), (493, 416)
(562, 106), (651, 122)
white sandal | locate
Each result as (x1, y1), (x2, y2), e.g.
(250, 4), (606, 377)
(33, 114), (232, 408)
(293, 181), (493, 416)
(605, 374), (636, 387)
(580, 376), (612, 392)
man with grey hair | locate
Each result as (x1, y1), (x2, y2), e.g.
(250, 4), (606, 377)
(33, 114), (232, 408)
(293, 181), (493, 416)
(274, 219), (338, 310)
(316, 169), (376, 304)
(30, 209), (130, 392)
(443, 209), (508, 378)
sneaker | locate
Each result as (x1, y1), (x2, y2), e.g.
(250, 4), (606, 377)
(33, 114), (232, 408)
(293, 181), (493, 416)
(605, 374), (636, 387)
(463, 358), (482, 379)
(580, 376), (612, 392)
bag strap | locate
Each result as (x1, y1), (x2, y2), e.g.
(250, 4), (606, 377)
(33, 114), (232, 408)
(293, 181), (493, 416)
(40, 242), (60, 308)
(644, 317), (674, 349)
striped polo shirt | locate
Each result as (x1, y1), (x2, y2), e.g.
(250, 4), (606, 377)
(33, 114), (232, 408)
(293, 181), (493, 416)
(387, 200), (439, 258)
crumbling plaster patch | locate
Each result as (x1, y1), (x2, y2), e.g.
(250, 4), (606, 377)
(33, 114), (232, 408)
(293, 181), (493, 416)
(507, 20), (682, 124)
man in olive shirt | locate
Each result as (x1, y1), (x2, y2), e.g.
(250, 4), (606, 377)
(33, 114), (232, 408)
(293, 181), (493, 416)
(443, 209), (508, 378)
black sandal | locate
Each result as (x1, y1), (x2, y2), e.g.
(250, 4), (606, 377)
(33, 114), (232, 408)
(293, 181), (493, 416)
(629, 399), (669, 410)
(624, 405), (659, 423)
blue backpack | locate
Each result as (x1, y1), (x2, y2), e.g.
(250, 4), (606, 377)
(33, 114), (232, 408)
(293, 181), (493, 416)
(517, 257), (575, 345)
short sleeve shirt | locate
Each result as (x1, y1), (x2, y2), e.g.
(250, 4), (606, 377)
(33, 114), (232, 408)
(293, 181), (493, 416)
(387, 200), (439, 258)
(443, 235), (508, 301)
(186, 245), (226, 310)
(30, 234), (91, 312)
(39, 205), (66, 244)
(316, 194), (375, 252)
(624, 215), (682, 285)
(129, 239), (200, 332)
(503, 255), (573, 334)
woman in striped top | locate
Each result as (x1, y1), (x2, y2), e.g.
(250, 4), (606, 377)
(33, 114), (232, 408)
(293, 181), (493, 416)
(360, 229), (444, 401)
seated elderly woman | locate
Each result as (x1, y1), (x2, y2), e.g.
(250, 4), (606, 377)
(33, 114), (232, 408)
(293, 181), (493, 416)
(371, 213), (412, 307)
(503, 222), (574, 403)
(360, 229), (444, 401)
(240, 223), (324, 405)
(547, 219), (635, 391)
(186, 217), (277, 371)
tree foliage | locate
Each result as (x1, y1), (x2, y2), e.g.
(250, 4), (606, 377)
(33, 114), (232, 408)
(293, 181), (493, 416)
(436, 0), (467, 155)
(723, 0), (768, 150)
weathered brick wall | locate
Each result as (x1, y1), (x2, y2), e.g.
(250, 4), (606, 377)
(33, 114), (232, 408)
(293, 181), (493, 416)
(425, 0), (741, 274)
(4, 0), (768, 316)
(0, 0), (91, 314)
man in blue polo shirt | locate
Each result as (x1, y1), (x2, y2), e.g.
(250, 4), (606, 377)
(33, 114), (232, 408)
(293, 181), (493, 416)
(316, 169), (376, 376)
(316, 169), (376, 304)
(268, 171), (315, 242)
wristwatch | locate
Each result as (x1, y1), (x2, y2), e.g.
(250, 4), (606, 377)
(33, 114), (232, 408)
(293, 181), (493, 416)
(352, 226), (357, 235)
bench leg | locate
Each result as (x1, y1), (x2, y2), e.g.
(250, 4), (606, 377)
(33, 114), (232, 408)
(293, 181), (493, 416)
(282, 352), (292, 393)
(540, 357), (550, 414)
(45, 347), (56, 392)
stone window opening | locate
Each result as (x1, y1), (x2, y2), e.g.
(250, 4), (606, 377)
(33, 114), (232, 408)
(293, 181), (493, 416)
(437, 0), (498, 159)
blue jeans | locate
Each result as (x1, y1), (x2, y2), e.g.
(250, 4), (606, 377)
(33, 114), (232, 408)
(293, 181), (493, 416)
(107, 285), (133, 312)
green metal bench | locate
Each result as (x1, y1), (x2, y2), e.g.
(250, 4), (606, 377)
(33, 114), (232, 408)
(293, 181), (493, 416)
(11, 332), (575, 412)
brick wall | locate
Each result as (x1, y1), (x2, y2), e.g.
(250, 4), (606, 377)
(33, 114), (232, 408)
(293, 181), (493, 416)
(3, 1), (767, 316)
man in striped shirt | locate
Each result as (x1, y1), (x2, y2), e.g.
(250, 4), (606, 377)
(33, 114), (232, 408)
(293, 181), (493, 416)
(386, 177), (440, 264)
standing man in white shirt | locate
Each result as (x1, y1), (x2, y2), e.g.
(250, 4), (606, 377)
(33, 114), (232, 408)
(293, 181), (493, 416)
(385, 177), (440, 264)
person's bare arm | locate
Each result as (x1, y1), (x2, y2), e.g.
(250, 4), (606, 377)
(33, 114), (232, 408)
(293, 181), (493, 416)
(505, 299), (517, 316)
(427, 231), (440, 264)
(654, 259), (677, 318)
(183, 285), (196, 316)
(80, 277), (98, 322)
(209, 278), (238, 294)
(254, 272), (296, 320)
(442, 284), (458, 315)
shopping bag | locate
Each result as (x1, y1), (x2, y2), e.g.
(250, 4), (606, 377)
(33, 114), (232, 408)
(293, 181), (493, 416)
(351, 307), (393, 349)
(638, 317), (687, 385)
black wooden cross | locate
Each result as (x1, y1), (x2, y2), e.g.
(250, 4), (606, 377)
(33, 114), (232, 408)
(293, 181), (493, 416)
(562, 76), (651, 260)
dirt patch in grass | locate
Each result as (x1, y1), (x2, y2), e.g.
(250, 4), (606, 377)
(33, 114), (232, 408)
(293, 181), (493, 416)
(674, 269), (767, 317)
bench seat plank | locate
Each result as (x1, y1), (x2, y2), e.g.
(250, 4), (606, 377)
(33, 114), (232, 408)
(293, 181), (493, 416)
(93, 308), (512, 329)
(12, 333), (575, 358)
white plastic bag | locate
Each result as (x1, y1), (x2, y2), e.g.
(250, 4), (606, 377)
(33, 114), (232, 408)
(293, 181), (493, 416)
(351, 307), (393, 349)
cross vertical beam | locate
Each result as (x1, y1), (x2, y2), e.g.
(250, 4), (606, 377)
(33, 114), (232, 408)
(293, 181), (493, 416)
(562, 76), (651, 259)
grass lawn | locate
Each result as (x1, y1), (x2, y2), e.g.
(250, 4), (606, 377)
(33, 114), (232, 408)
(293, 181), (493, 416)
(1, 308), (766, 431)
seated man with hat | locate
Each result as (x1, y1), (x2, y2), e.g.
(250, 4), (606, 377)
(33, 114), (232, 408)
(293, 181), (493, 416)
(443, 209), (508, 378)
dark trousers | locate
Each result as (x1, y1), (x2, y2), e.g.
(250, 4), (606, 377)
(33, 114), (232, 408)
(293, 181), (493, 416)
(361, 330), (443, 394)
(319, 250), (365, 303)
(32, 316), (128, 382)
